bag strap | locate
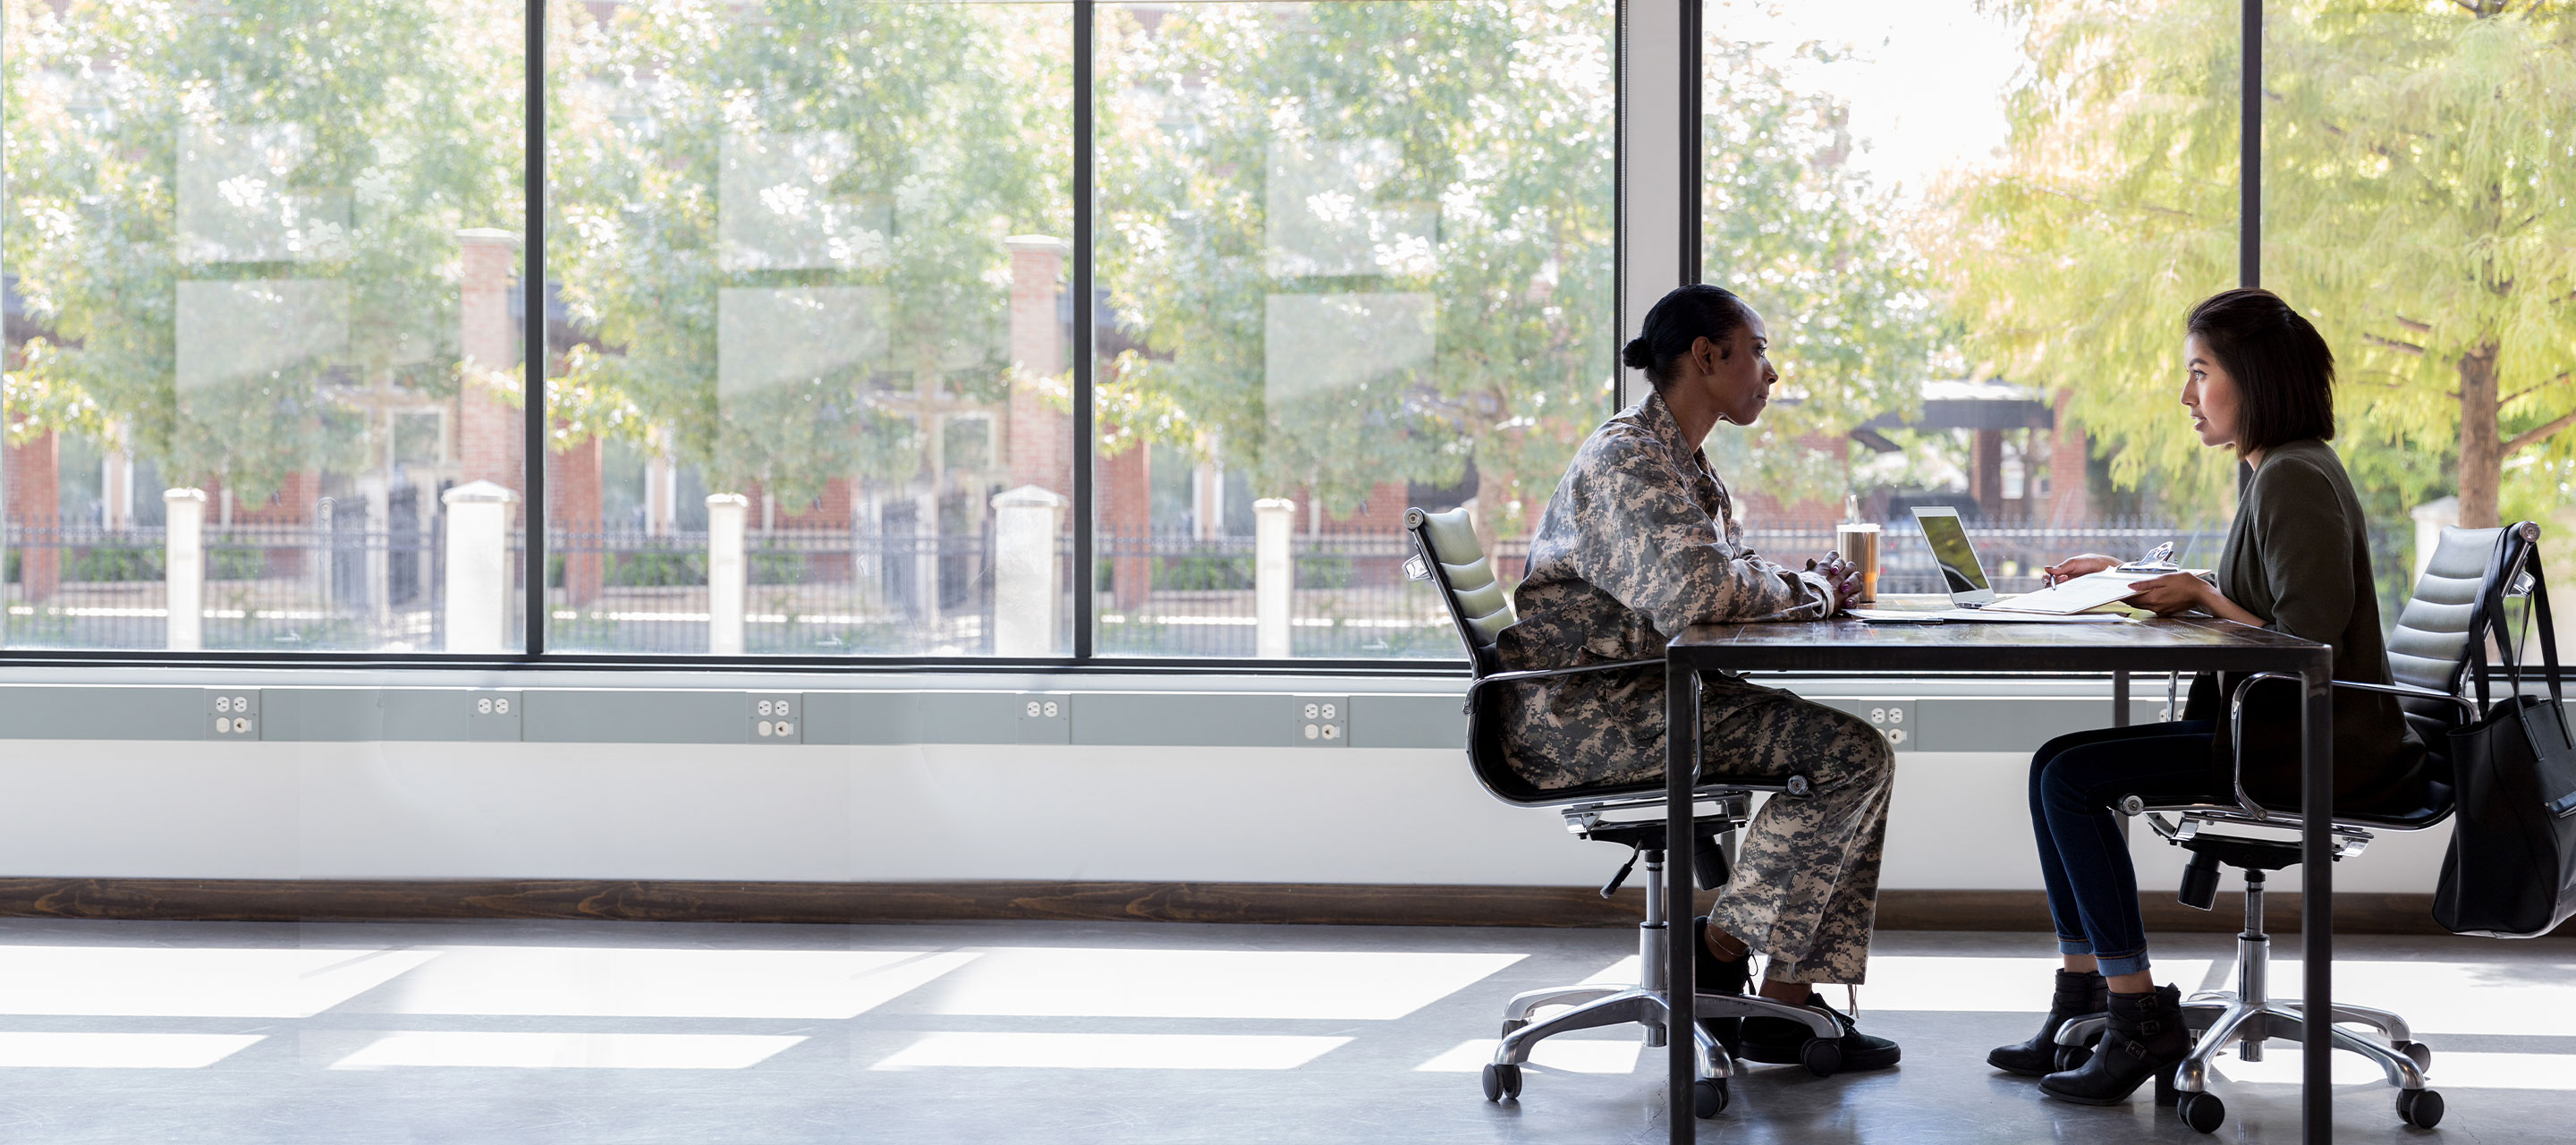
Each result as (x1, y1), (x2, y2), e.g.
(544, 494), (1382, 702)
(2474, 532), (2563, 718)
(2469, 530), (2512, 713)
(2523, 549), (2569, 749)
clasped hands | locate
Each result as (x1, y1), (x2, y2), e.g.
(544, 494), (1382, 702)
(1804, 551), (1864, 614)
(2040, 554), (2210, 617)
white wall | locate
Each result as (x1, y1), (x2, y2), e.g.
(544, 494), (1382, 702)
(0, 738), (2448, 895)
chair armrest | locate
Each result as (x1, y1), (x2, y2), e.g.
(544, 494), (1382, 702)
(2220, 673), (2478, 820)
(1472, 658), (1665, 687)
(1462, 659), (1665, 715)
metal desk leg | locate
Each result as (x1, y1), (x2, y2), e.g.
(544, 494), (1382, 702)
(1666, 659), (1699, 1141)
(2301, 656), (2334, 1145)
(2113, 670), (2131, 727)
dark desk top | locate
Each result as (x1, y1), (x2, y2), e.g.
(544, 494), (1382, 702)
(1670, 595), (2332, 674)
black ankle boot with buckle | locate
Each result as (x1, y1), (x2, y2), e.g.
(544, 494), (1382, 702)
(1691, 916), (1750, 1054)
(1989, 969), (2109, 1077)
(2038, 984), (2188, 1106)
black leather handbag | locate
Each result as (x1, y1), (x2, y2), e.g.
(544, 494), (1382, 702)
(2433, 549), (2576, 938)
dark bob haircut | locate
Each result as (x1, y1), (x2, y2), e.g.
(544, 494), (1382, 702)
(2185, 287), (2336, 454)
(1622, 284), (1754, 389)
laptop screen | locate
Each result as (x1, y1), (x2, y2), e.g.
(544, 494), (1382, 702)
(1914, 509), (1990, 596)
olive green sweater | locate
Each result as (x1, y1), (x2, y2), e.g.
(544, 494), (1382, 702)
(2183, 438), (2425, 810)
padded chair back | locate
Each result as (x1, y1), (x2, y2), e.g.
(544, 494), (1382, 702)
(2386, 522), (2542, 760)
(1406, 506), (1514, 676)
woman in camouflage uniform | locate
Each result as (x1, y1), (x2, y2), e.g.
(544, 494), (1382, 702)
(1495, 284), (1900, 1071)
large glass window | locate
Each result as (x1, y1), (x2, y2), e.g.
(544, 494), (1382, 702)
(2265, 1), (2576, 623)
(5, 0), (2555, 666)
(1702, 0), (2243, 596)
(4, 0), (527, 652)
(544, 1), (1073, 656)
(1096, 0), (1617, 658)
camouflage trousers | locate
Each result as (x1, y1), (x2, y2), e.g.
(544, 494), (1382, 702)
(1699, 686), (1895, 986)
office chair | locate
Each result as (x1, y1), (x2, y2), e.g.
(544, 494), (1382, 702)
(1403, 507), (1840, 1119)
(2059, 522), (2541, 1133)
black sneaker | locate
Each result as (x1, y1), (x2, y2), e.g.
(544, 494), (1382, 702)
(1738, 994), (1902, 1072)
(1691, 916), (1750, 1054)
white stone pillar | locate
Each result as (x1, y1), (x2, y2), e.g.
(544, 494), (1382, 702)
(1254, 497), (1297, 659)
(442, 480), (518, 654)
(103, 447), (132, 530)
(165, 488), (208, 651)
(707, 493), (750, 656)
(990, 485), (1067, 657)
(360, 473), (393, 624)
(2411, 496), (2461, 589)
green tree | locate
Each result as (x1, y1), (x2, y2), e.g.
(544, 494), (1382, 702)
(1095, 1), (1617, 549)
(547, 0), (1068, 507)
(1949, 0), (2576, 529)
(4, 0), (522, 504)
(1700, 33), (1940, 496)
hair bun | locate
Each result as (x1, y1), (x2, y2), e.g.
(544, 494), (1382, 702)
(1620, 336), (1654, 370)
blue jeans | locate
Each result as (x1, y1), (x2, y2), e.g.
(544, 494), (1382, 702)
(2028, 720), (2224, 978)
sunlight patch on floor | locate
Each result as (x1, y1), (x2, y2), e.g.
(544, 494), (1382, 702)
(871, 1031), (1352, 1071)
(920, 948), (1526, 1020)
(327, 1031), (806, 1070)
(0, 1031), (264, 1069)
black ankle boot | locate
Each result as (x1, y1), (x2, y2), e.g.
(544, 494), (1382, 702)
(1692, 916), (1750, 1053)
(1988, 969), (2108, 1077)
(2038, 984), (2189, 1106)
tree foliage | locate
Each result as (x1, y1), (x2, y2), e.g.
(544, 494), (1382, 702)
(1948, 0), (2576, 529)
(547, 0), (1068, 507)
(4, 0), (521, 504)
(1699, 33), (1940, 496)
(1096, 0), (1616, 545)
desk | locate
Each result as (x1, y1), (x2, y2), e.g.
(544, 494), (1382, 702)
(1662, 606), (2336, 1144)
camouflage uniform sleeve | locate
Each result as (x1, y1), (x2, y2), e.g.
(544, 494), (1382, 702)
(1567, 436), (1835, 632)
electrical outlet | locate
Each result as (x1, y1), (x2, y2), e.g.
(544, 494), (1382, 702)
(469, 691), (523, 742)
(1292, 695), (1349, 747)
(1865, 702), (1910, 750)
(207, 689), (259, 739)
(1016, 693), (1071, 744)
(750, 694), (801, 743)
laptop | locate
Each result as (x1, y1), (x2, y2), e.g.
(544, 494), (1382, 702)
(1910, 505), (1997, 606)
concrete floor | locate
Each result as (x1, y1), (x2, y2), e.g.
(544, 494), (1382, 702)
(0, 918), (2563, 1143)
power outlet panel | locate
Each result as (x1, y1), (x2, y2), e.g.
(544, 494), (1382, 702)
(750, 694), (801, 743)
(1016, 694), (1071, 744)
(207, 689), (260, 739)
(469, 691), (523, 742)
(1292, 696), (1348, 746)
(1863, 702), (1910, 750)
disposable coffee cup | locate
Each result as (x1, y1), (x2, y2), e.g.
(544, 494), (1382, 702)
(1835, 523), (1883, 604)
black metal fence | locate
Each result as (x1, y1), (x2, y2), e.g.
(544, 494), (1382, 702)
(3, 519), (446, 650)
(545, 527), (997, 655)
(0, 516), (2428, 658)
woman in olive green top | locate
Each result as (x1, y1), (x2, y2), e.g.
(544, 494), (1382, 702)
(1986, 288), (2426, 1107)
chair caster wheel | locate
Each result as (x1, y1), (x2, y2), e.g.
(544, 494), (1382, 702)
(1481, 1063), (1521, 1102)
(1693, 1077), (1729, 1118)
(2397, 1040), (2433, 1073)
(2177, 1090), (2225, 1134)
(1799, 1037), (1842, 1077)
(2054, 1043), (2093, 1073)
(2397, 1088), (2444, 1129)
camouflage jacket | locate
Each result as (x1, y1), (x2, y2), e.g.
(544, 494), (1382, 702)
(1493, 392), (1837, 789)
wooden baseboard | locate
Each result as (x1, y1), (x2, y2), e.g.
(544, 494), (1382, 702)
(0, 878), (2561, 937)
